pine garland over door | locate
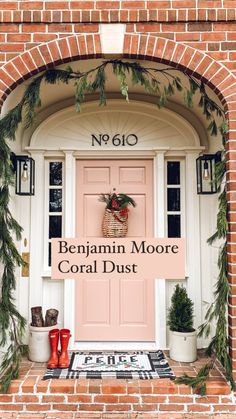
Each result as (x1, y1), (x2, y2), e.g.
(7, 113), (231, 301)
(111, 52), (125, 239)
(0, 59), (233, 393)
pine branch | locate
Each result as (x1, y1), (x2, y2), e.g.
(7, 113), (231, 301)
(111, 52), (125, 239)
(1, 60), (225, 135)
(176, 363), (213, 396)
(207, 190), (227, 245)
(23, 75), (44, 128)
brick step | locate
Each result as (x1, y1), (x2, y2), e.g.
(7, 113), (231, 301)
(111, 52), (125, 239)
(0, 377), (233, 414)
(1, 355), (233, 414)
(1, 415), (236, 419)
(1, 414), (236, 419)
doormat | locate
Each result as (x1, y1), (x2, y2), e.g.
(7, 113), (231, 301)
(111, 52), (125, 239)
(43, 350), (175, 380)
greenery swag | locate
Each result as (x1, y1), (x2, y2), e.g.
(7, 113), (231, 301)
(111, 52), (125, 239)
(0, 59), (233, 393)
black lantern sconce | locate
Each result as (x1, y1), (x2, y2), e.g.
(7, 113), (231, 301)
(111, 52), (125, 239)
(196, 153), (221, 195)
(11, 154), (35, 196)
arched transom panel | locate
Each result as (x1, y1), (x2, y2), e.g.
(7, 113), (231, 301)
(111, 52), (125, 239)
(30, 100), (200, 150)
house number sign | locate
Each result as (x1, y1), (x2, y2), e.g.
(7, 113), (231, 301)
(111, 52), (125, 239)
(91, 134), (138, 147)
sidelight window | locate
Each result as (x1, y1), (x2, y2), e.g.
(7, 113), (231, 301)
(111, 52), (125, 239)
(166, 161), (184, 238)
(45, 161), (64, 268)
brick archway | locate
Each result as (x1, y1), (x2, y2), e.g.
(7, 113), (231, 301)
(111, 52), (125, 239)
(1, 32), (236, 379)
(0, 33), (235, 107)
(123, 34), (236, 105)
(0, 34), (102, 105)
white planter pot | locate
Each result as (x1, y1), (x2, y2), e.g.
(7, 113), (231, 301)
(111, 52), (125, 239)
(28, 324), (58, 363)
(169, 330), (197, 363)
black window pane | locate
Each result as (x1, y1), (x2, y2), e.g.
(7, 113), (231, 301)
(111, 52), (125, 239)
(168, 215), (181, 237)
(48, 242), (51, 267)
(167, 188), (180, 212)
(49, 189), (62, 212)
(167, 162), (180, 185)
(49, 216), (62, 238)
(50, 162), (62, 186)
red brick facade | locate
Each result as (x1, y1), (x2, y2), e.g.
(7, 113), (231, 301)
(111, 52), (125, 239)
(1, 2), (236, 110)
(2, 1), (236, 70)
(1, 0), (236, 387)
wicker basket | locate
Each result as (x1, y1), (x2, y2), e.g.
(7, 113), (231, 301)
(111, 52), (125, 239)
(102, 209), (128, 238)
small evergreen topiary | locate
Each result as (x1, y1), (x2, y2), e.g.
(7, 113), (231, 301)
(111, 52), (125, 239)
(167, 284), (195, 333)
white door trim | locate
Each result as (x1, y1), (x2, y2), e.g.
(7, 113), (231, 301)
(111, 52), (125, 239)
(154, 151), (167, 350)
(62, 152), (203, 349)
(29, 152), (45, 312)
(64, 154), (166, 349)
(35, 151), (203, 350)
(185, 152), (202, 348)
(63, 151), (76, 349)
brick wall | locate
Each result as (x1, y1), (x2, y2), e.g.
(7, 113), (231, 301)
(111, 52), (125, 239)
(1, 1), (236, 73)
(1, 0), (236, 382)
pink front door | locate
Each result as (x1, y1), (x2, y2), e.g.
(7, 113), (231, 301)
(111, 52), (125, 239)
(75, 159), (154, 341)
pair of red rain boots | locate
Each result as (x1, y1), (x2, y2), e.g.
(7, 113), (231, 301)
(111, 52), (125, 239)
(47, 329), (71, 369)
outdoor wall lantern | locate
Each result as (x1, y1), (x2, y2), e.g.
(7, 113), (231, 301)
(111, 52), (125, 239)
(196, 153), (221, 195)
(11, 154), (35, 196)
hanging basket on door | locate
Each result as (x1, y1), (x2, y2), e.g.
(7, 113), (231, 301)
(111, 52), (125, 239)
(102, 208), (128, 238)
(99, 193), (136, 238)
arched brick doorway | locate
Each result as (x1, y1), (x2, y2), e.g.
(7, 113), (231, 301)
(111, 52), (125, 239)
(1, 33), (236, 379)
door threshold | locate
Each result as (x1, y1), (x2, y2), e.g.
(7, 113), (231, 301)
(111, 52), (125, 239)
(72, 342), (158, 350)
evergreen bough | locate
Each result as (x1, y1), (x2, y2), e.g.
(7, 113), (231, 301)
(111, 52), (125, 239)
(167, 284), (195, 333)
(0, 59), (233, 392)
(99, 193), (136, 211)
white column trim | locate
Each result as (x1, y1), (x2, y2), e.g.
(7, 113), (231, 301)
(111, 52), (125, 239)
(63, 151), (76, 348)
(29, 152), (45, 312)
(154, 151), (167, 349)
(185, 152), (202, 347)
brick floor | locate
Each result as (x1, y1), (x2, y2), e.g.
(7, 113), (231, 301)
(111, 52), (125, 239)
(0, 416), (236, 419)
(0, 351), (235, 415)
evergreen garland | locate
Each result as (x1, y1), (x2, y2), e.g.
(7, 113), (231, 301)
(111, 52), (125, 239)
(177, 128), (235, 394)
(0, 59), (233, 392)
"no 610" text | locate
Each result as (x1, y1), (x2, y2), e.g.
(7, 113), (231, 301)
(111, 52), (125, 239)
(91, 133), (138, 147)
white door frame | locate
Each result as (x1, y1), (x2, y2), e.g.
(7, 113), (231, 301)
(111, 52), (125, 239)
(61, 148), (203, 350)
(27, 147), (204, 350)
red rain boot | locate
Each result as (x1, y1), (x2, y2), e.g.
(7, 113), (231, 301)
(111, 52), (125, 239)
(47, 329), (59, 369)
(58, 329), (71, 369)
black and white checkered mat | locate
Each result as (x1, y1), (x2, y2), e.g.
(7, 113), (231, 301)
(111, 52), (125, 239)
(43, 350), (175, 380)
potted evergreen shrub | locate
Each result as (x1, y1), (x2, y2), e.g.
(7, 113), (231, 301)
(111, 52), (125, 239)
(167, 284), (197, 362)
